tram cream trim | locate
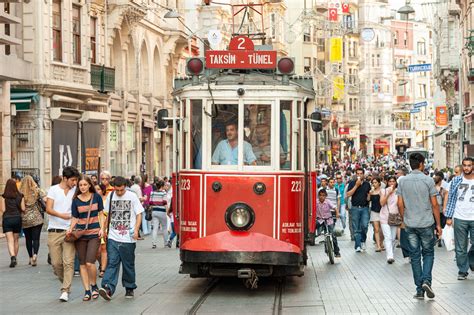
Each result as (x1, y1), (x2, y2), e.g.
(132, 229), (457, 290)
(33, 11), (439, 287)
(203, 174), (277, 238)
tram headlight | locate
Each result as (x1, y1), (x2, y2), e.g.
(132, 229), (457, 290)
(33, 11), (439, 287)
(225, 203), (255, 231)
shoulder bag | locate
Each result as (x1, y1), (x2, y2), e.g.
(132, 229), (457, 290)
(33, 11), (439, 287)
(64, 195), (94, 243)
(36, 192), (46, 214)
(385, 189), (402, 226)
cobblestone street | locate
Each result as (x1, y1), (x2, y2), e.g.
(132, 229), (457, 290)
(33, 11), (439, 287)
(1, 230), (472, 315)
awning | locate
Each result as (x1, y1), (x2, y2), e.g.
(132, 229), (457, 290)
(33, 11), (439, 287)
(10, 89), (39, 111)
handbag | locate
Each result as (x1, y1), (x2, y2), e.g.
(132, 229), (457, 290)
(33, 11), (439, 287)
(145, 206), (152, 221)
(64, 195), (94, 243)
(36, 196), (46, 214)
(385, 188), (402, 226)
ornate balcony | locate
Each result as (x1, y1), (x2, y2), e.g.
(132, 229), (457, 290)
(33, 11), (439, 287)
(91, 64), (115, 93)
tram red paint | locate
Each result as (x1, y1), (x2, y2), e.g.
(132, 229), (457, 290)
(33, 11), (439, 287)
(278, 176), (304, 248)
(204, 174), (275, 237)
(178, 174), (202, 244)
(181, 230), (301, 254)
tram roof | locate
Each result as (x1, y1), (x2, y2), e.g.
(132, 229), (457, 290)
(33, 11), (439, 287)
(173, 71), (315, 95)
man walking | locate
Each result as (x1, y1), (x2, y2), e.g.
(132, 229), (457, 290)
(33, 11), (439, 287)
(397, 153), (441, 300)
(445, 157), (474, 280)
(46, 166), (80, 302)
(346, 168), (371, 252)
(99, 176), (144, 300)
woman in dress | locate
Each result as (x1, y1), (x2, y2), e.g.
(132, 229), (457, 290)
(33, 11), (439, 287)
(67, 176), (104, 301)
(369, 177), (383, 252)
(1, 178), (25, 267)
(19, 175), (45, 266)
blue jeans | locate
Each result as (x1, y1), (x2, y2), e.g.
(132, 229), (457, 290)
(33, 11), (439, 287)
(316, 221), (340, 255)
(74, 253), (80, 272)
(101, 239), (137, 295)
(453, 218), (474, 274)
(406, 226), (435, 293)
(351, 207), (369, 249)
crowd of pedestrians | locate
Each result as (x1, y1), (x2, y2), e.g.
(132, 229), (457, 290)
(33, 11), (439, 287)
(1, 166), (175, 302)
(315, 154), (473, 300)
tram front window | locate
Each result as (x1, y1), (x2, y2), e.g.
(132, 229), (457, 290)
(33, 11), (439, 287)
(211, 105), (257, 166)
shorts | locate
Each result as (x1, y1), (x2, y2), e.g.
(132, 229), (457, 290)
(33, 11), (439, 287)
(75, 238), (100, 265)
(2, 216), (22, 233)
(370, 211), (381, 222)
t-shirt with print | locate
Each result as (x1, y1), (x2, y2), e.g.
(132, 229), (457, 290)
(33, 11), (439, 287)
(452, 177), (474, 221)
(71, 193), (104, 239)
(47, 184), (77, 230)
(104, 190), (144, 243)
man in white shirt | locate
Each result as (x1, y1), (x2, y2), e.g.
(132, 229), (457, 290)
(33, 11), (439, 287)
(99, 176), (144, 300)
(46, 166), (79, 302)
(445, 157), (474, 280)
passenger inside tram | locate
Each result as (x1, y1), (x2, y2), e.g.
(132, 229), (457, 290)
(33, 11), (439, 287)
(211, 121), (257, 165)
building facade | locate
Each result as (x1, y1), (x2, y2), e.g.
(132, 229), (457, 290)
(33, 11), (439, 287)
(9, 0), (186, 186)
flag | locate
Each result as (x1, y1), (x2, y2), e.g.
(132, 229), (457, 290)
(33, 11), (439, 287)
(342, 2), (349, 14)
(329, 37), (343, 62)
(328, 8), (338, 21)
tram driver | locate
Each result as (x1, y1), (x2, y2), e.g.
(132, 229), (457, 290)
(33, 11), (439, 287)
(211, 121), (257, 165)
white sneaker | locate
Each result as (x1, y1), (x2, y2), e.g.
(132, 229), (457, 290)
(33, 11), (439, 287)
(355, 247), (362, 252)
(59, 292), (69, 302)
(361, 242), (366, 251)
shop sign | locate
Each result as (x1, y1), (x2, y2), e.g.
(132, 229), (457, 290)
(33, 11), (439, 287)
(407, 64), (432, 73)
(205, 36), (277, 69)
(435, 106), (448, 127)
(338, 127), (350, 135)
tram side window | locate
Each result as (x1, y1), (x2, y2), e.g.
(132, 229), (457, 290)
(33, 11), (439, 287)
(211, 105), (253, 165)
(280, 101), (292, 170)
(191, 100), (203, 169)
(245, 104), (272, 166)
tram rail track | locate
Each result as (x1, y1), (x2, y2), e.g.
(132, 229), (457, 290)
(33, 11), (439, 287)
(186, 278), (220, 315)
(272, 278), (285, 315)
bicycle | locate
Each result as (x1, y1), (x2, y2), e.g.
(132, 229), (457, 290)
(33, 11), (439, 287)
(315, 217), (335, 264)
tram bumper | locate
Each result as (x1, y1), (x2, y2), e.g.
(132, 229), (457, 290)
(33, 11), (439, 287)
(180, 231), (304, 277)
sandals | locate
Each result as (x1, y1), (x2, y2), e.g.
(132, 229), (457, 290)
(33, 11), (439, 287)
(91, 285), (99, 299)
(83, 290), (92, 301)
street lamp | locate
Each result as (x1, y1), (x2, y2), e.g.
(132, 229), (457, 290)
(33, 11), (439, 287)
(398, 1), (415, 20)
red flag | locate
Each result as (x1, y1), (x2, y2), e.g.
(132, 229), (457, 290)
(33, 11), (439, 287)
(328, 8), (338, 21)
(342, 2), (349, 14)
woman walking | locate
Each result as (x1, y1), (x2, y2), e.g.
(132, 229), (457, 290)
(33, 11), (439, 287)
(19, 175), (45, 266)
(380, 176), (400, 264)
(149, 180), (169, 248)
(67, 176), (104, 301)
(141, 174), (153, 236)
(369, 177), (383, 252)
(1, 179), (25, 267)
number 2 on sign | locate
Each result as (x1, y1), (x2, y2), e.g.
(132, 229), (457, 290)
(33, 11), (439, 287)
(291, 181), (302, 192)
(237, 37), (246, 50)
(180, 179), (191, 190)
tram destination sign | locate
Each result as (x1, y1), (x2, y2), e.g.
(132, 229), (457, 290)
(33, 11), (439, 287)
(407, 64), (432, 73)
(205, 35), (277, 69)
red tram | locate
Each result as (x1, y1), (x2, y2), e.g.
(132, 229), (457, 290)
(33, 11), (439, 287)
(158, 36), (322, 281)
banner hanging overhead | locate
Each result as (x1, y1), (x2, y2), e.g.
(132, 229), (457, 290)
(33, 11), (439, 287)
(333, 76), (345, 100)
(82, 122), (102, 175)
(52, 120), (79, 177)
(435, 106), (448, 127)
(330, 37), (343, 62)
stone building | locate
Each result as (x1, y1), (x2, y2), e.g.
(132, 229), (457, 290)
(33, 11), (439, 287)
(9, 0), (186, 185)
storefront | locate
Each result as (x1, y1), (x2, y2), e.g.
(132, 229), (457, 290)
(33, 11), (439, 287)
(374, 139), (390, 156)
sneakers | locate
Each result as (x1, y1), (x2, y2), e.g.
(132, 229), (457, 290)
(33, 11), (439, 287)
(74, 271), (80, 277)
(413, 291), (424, 300)
(59, 292), (69, 302)
(387, 258), (395, 264)
(361, 242), (366, 251)
(125, 289), (134, 299)
(422, 282), (435, 299)
(165, 241), (172, 248)
(99, 287), (112, 301)
(457, 272), (468, 280)
(152, 244), (157, 249)
(355, 247), (362, 253)
(335, 253), (341, 258)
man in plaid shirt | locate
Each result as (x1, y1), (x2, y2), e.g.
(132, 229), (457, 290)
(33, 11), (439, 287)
(445, 157), (474, 280)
